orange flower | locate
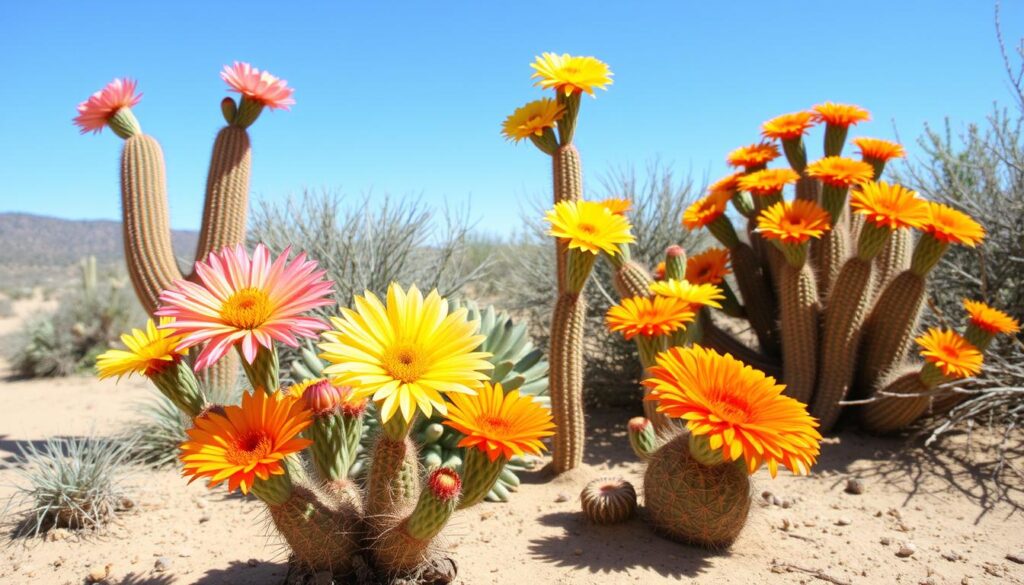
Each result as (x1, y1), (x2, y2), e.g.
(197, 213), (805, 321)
(811, 102), (870, 127)
(600, 198), (632, 215)
(738, 168), (800, 197)
(708, 172), (744, 195)
(179, 390), (312, 495)
(923, 202), (985, 246)
(686, 248), (731, 285)
(915, 328), (983, 379)
(606, 296), (695, 340)
(443, 381), (555, 462)
(852, 137), (906, 162)
(757, 200), (832, 245)
(962, 300), (1020, 336)
(681, 191), (730, 230)
(849, 181), (930, 230)
(653, 261), (666, 281)
(643, 345), (821, 476)
(761, 111), (816, 141)
(726, 142), (780, 168)
(805, 156), (874, 188)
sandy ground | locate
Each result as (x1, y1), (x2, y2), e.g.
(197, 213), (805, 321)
(0, 300), (1022, 585)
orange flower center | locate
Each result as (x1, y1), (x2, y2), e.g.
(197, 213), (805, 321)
(577, 222), (598, 235)
(221, 288), (273, 330)
(781, 215), (808, 232)
(382, 345), (427, 383)
(712, 395), (750, 424)
(477, 415), (513, 436)
(226, 431), (273, 466)
(938, 344), (961, 361)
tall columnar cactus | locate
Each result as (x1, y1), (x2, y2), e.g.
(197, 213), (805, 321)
(503, 52), (615, 473)
(629, 345), (821, 548)
(98, 265), (555, 582)
(679, 103), (995, 433)
(76, 65), (293, 393)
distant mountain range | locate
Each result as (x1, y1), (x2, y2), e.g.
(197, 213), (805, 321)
(0, 212), (198, 268)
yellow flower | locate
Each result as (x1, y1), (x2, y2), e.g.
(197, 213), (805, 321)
(319, 284), (493, 423)
(852, 137), (906, 162)
(606, 296), (695, 340)
(849, 181), (930, 230)
(726, 142), (780, 168)
(501, 98), (565, 142)
(96, 317), (187, 379)
(915, 328), (983, 379)
(923, 202), (985, 247)
(811, 102), (871, 127)
(643, 345), (821, 476)
(757, 200), (832, 245)
(546, 200), (635, 256)
(531, 52), (613, 96)
(962, 300), (1020, 336)
(648, 279), (724, 311)
(443, 382), (555, 462)
(738, 168), (800, 197)
(761, 111), (816, 140)
(805, 156), (875, 188)
(686, 248), (731, 285)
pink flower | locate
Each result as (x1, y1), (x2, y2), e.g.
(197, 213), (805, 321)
(156, 244), (334, 370)
(221, 62), (295, 110)
(73, 78), (142, 134)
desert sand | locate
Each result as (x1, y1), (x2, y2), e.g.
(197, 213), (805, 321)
(1, 298), (1022, 585)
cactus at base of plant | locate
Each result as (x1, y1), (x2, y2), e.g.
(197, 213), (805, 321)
(580, 477), (638, 525)
(268, 482), (365, 576)
(371, 468), (462, 573)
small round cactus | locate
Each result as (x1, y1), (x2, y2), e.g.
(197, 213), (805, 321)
(580, 477), (637, 525)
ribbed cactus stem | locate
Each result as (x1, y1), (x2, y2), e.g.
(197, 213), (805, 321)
(268, 482), (364, 576)
(717, 281), (746, 319)
(795, 175), (820, 202)
(824, 123), (849, 157)
(730, 191), (755, 218)
(664, 246), (686, 280)
(820, 184), (849, 223)
(698, 311), (783, 380)
(150, 359), (206, 417)
(555, 92), (582, 145)
(238, 345), (279, 394)
(865, 156), (887, 181)
(563, 249), (597, 293)
(860, 368), (932, 434)
(963, 324), (995, 351)
(580, 477), (638, 525)
(456, 448), (504, 510)
(108, 108), (142, 140)
(728, 242), (781, 356)
(548, 292), (586, 473)
(810, 257), (875, 430)
(627, 417), (657, 461)
(196, 126), (250, 257)
(856, 222), (892, 261)
(873, 228), (913, 294)
(612, 259), (654, 299)
(306, 411), (363, 482)
(815, 220), (850, 299)
(637, 335), (676, 433)
(250, 461), (295, 505)
(857, 271), (926, 395)
(910, 233), (949, 277)
(233, 96), (265, 129)
(405, 469), (461, 540)
(777, 261), (819, 404)
(708, 215), (741, 249)
(528, 127), (559, 155)
(366, 436), (420, 519)
(688, 433), (724, 466)
(782, 137), (807, 173)
(552, 143), (582, 295)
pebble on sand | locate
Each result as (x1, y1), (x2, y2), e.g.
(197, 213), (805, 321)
(896, 543), (916, 558)
(845, 478), (865, 495)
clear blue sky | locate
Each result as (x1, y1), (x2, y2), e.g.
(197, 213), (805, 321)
(1, 1), (1021, 236)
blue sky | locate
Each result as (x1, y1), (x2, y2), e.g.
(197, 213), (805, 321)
(1, 1), (1021, 236)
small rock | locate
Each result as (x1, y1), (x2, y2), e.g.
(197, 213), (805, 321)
(780, 518), (792, 531)
(845, 478), (865, 495)
(247, 559), (259, 568)
(46, 528), (70, 542)
(312, 570), (333, 585)
(178, 548), (192, 558)
(573, 548), (583, 556)
(880, 536), (893, 545)
(1007, 552), (1024, 564)
(762, 490), (774, 502)
(942, 551), (961, 562)
(781, 499), (792, 509)
(554, 492), (569, 503)
(835, 517), (852, 526)
(198, 513), (211, 524)
(86, 564), (109, 583)
(896, 543), (917, 558)
(770, 495), (782, 506)
(154, 557), (172, 572)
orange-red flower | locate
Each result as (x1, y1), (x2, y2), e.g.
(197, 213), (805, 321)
(643, 345), (821, 476)
(708, 172), (744, 195)
(681, 191), (730, 230)
(849, 181), (930, 230)
(811, 102), (870, 127)
(962, 300), (1020, 336)
(852, 137), (906, 162)
(726, 143), (780, 168)
(686, 248), (731, 285)
(73, 78), (142, 134)
(653, 261), (666, 281)
(757, 200), (832, 245)
(923, 202), (985, 247)
(915, 328), (983, 379)
(805, 156), (875, 188)
(606, 296), (695, 340)
(600, 198), (632, 215)
(738, 168), (800, 197)
(179, 390), (312, 495)
(761, 111), (816, 141)
(443, 381), (555, 462)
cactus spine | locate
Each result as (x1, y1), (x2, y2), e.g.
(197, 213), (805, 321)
(268, 483), (364, 576)
(371, 468), (461, 572)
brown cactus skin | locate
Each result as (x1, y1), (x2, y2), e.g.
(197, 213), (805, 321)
(777, 262), (820, 404)
(268, 482), (365, 576)
(855, 271), (926, 398)
(729, 242), (781, 356)
(613, 260), (654, 299)
(549, 292), (587, 474)
(795, 175), (820, 202)
(698, 311), (783, 380)
(812, 218), (850, 301)
(811, 258), (875, 430)
(873, 228), (913, 296)
(860, 367), (931, 434)
(552, 145), (582, 284)
(195, 126), (250, 259)
(643, 433), (750, 549)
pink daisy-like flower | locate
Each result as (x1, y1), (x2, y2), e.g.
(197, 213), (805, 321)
(156, 244), (334, 370)
(221, 62), (295, 110)
(73, 78), (142, 134)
